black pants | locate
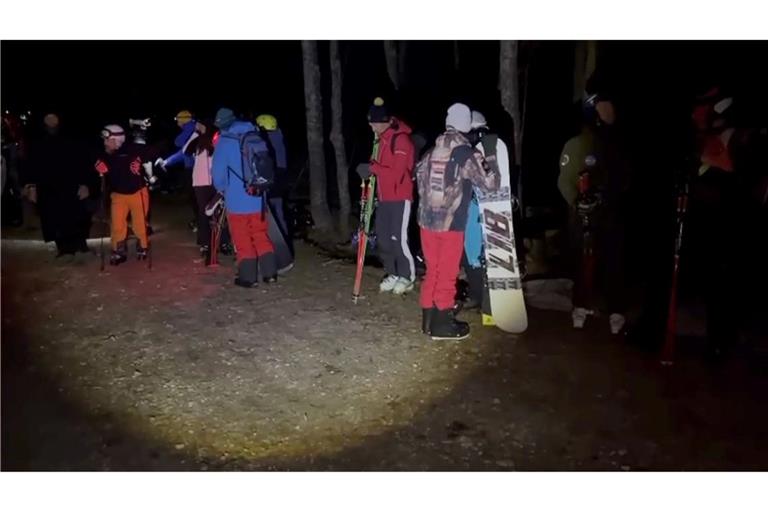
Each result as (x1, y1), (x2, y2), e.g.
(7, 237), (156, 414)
(568, 212), (627, 314)
(375, 200), (415, 281)
(194, 186), (230, 248)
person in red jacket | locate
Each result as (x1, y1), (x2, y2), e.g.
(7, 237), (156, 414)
(367, 98), (417, 295)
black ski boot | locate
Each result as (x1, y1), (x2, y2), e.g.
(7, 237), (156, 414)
(234, 278), (258, 288)
(136, 247), (149, 261)
(430, 308), (470, 341)
(422, 307), (436, 335)
(259, 252), (278, 283)
(219, 243), (233, 256)
(110, 251), (127, 266)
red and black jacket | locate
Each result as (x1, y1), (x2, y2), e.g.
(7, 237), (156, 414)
(370, 118), (415, 202)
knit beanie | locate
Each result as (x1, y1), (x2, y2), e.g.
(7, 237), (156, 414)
(446, 103), (472, 133)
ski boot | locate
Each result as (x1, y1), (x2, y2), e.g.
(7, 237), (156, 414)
(379, 274), (399, 292)
(110, 242), (128, 266)
(136, 246), (149, 261)
(392, 277), (415, 295)
(421, 307), (437, 335)
(110, 251), (127, 266)
(234, 278), (258, 288)
(263, 275), (277, 284)
(219, 243), (233, 256)
(609, 313), (626, 335)
(430, 308), (470, 341)
(572, 307), (589, 329)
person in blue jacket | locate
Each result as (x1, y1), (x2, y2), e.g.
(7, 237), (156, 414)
(211, 108), (277, 288)
(156, 110), (197, 171)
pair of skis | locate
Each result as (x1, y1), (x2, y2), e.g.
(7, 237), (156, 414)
(352, 137), (379, 304)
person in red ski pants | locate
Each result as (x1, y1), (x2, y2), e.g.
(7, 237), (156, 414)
(415, 103), (500, 340)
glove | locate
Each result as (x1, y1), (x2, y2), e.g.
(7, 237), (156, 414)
(129, 157), (142, 175)
(94, 160), (109, 175)
(356, 163), (371, 179)
(25, 184), (38, 204)
(77, 185), (90, 200)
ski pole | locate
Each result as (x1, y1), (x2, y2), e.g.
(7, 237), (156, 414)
(99, 176), (106, 272)
(661, 182), (689, 366)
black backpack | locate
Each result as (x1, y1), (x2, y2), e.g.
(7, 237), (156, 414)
(223, 130), (275, 196)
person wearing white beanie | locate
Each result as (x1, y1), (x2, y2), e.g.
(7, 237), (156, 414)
(445, 103), (472, 133)
(415, 103), (501, 340)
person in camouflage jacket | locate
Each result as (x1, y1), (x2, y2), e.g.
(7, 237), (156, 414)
(416, 103), (500, 340)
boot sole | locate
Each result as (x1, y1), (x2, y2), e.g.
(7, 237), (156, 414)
(430, 333), (470, 341)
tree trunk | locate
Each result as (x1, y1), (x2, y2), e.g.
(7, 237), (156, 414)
(499, 41), (522, 168)
(329, 40), (350, 235)
(384, 40), (400, 90)
(301, 40), (333, 231)
(572, 40), (598, 102)
(453, 40), (460, 73)
(397, 41), (408, 88)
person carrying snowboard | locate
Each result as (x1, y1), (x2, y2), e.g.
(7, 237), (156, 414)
(364, 97), (417, 295)
(255, 114), (292, 251)
(211, 108), (277, 288)
(558, 88), (631, 334)
(416, 103), (500, 340)
(94, 124), (150, 265)
(459, 110), (514, 311)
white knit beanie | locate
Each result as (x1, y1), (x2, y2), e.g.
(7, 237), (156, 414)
(445, 103), (472, 133)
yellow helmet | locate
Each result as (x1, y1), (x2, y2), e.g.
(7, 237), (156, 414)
(175, 110), (193, 123)
(256, 114), (278, 131)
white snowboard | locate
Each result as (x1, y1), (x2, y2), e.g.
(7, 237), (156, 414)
(475, 138), (528, 333)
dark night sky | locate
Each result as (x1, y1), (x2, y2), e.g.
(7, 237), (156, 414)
(3, 40), (767, 207)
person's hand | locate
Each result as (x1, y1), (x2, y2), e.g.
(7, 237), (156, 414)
(25, 184), (37, 204)
(77, 185), (90, 200)
(94, 160), (109, 175)
(129, 157), (142, 175)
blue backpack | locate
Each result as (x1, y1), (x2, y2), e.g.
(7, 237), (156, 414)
(224, 130), (275, 197)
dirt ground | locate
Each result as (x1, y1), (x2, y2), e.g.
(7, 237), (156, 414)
(2, 198), (768, 471)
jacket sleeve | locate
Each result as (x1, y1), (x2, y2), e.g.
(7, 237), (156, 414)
(464, 149), (500, 193)
(211, 142), (228, 193)
(174, 121), (197, 148)
(557, 139), (580, 207)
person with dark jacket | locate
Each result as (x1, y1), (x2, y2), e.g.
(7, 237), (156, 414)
(211, 108), (277, 287)
(416, 103), (500, 340)
(255, 114), (291, 250)
(25, 113), (96, 257)
(558, 92), (631, 334)
(365, 98), (417, 295)
(94, 124), (150, 265)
